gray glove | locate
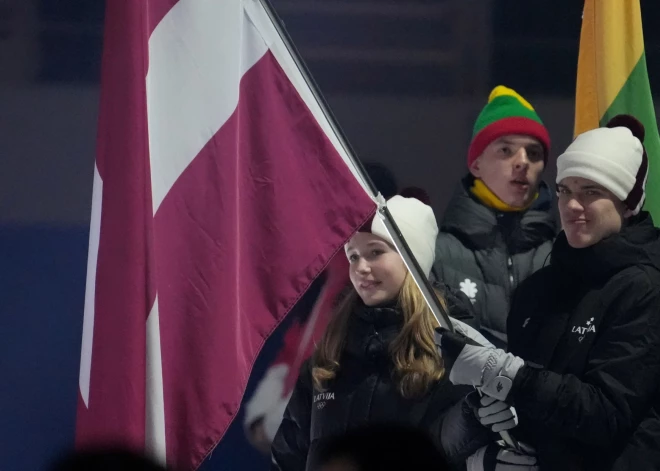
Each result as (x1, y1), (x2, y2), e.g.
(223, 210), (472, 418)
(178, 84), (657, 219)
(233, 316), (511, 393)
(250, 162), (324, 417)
(477, 395), (518, 433)
(467, 442), (538, 471)
(434, 328), (524, 401)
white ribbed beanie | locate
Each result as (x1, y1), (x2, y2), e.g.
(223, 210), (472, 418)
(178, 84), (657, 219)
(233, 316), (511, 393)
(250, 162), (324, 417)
(556, 115), (649, 215)
(347, 195), (438, 277)
(372, 196), (438, 277)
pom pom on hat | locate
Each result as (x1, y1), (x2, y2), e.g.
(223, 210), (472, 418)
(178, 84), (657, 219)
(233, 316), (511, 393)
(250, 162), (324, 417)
(556, 114), (648, 215)
(606, 114), (646, 141)
(468, 85), (551, 168)
(346, 195), (438, 277)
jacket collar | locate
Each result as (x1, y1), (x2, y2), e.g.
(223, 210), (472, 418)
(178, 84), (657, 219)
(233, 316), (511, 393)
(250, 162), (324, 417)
(441, 175), (557, 252)
(551, 212), (660, 285)
(344, 301), (403, 361)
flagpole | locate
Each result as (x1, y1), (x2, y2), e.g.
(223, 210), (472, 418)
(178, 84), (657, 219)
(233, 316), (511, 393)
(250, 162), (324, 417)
(256, 0), (526, 452)
(256, 0), (454, 332)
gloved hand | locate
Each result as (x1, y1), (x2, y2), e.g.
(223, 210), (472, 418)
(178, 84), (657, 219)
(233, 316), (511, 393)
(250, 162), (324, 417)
(466, 442), (538, 471)
(433, 327), (482, 372)
(476, 395), (518, 433)
(434, 328), (525, 402)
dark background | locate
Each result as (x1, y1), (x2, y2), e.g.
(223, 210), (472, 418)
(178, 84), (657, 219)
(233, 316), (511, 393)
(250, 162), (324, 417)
(1, 1), (659, 469)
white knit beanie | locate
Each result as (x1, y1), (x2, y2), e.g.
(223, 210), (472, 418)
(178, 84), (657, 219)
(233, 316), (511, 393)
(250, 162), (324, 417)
(369, 195), (438, 277)
(556, 115), (649, 215)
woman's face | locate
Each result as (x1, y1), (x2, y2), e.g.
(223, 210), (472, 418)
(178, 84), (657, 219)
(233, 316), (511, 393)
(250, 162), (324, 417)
(345, 232), (407, 306)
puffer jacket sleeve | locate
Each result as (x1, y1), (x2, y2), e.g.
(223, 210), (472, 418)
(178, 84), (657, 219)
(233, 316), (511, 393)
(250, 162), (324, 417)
(436, 282), (477, 330)
(271, 360), (313, 471)
(610, 394), (660, 471)
(435, 392), (493, 470)
(509, 276), (660, 448)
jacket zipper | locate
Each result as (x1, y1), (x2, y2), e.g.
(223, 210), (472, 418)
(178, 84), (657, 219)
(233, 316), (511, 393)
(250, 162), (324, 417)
(498, 212), (515, 295)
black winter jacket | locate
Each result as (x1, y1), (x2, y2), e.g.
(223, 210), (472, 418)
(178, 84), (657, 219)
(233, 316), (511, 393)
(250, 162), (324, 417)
(271, 288), (475, 471)
(506, 212), (660, 470)
(433, 176), (557, 348)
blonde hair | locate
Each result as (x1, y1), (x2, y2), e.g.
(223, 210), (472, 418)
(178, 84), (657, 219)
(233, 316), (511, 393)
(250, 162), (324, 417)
(312, 274), (446, 398)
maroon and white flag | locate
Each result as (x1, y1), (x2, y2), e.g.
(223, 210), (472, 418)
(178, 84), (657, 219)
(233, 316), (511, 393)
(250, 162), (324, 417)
(76, 0), (375, 468)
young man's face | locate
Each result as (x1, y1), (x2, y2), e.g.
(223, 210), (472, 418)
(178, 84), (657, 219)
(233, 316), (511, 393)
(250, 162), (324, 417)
(470, 135), (545, 208)
(557, 176), (630, 248)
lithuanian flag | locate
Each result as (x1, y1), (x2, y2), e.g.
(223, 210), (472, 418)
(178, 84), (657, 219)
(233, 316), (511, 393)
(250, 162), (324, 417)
(575, 0), (660, 221)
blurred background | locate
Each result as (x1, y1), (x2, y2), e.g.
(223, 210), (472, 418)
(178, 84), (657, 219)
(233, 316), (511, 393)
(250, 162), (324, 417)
(0, 0), (659, 469)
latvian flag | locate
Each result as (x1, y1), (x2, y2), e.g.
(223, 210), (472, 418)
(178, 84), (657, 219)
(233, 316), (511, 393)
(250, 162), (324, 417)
(76, 0), (375, 469)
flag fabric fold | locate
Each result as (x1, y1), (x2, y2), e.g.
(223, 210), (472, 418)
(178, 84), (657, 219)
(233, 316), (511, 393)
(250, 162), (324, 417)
(76, 0), (375, 469)
(575, 0), (660, 220)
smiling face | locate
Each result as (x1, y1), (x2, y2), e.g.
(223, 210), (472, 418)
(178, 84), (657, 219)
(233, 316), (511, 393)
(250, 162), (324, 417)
(557, 176), (631, 248)
(345, 232), (407, 306)
(470, 134), (545, 207)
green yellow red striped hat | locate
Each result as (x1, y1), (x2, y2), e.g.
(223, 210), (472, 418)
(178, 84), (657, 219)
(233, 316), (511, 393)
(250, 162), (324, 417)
(468, 86), (551, 167)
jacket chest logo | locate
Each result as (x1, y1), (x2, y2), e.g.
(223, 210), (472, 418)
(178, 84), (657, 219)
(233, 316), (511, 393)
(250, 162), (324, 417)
(314, 392), (335, 409)
(571, 317), (596, 343)
(459, 278), (478, 303)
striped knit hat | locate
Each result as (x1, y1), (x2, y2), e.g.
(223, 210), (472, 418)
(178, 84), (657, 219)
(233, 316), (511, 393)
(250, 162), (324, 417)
(468, 86), (551, 168)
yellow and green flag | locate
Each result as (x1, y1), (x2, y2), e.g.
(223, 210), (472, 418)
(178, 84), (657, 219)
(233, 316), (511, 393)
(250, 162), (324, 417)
(575, 0), (660, 221)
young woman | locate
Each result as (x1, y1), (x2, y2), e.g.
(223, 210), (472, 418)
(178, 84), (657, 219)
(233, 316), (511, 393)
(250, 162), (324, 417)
(437, 116), (660, 470)
(271, 195), (487, 471)
(244, 162), (401, 454)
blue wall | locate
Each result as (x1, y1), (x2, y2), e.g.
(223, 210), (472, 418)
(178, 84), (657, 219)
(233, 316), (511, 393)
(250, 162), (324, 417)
(0, 226), (88, 470)
(0, 225), (311, 470)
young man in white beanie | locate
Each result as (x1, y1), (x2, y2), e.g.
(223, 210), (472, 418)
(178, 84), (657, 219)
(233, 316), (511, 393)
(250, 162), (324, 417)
(435, 115), (660, 470)
(272, 196), (495, 471)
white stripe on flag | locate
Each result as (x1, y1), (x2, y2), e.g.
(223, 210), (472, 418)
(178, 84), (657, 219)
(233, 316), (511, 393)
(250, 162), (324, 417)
(147, 0), (268, 214)
(243, 0), (372, 196)
(146, 297), (167, 464)
(79, 164), (103, 407)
